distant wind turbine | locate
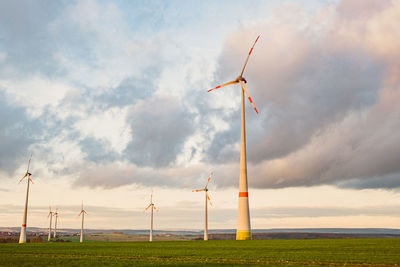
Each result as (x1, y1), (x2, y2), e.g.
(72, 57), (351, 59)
(47, 206), (54, 241)
(53, 208), (59, 240)
(192, 172), (213, 241)
(78, 201), (88, 243)
(145, 193), (158, 242)
(207, 35), (261, 240)
(18, 154), (34, 244)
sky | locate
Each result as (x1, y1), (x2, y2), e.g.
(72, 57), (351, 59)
(1, 0), (400, 231)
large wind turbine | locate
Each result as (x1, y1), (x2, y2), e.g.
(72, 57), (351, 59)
(207, 35), (260, 240)
(47, 206), (54, 241)
(18, 154), (34, 244)
(145, 194), (158, 242)
(53, 208), (59, 240)
(192, 172), (213, 241)
(78, 201), (87, 243)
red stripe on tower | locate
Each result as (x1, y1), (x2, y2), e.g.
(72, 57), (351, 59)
(239, 192), (248, 197)
(22, 224), (26, 227)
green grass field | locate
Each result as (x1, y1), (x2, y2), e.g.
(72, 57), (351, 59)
(1, 238), (400, 266)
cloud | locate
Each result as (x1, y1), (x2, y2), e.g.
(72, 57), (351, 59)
(338, 173), (400, 190)
(205, 0), (400, 189)
(73, 162), (208, 189)
(0, 0), (64, 77)
(0, 91), (44, 174)
(124, 94), (195, 168)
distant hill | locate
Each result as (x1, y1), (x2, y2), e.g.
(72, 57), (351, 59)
(2, 227), (400, 235)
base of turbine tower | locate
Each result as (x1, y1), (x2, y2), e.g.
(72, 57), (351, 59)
(236, 230), (252, 240)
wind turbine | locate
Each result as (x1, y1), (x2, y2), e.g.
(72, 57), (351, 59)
(18, 154), (34, 244)
(207, 35), (260, 240)
(47, 206), (54, 241)
(145, 193), (158, 242)
(53, 208), (59, 240)
(192, 172), (213, 241)
(78, 201), (87, 243)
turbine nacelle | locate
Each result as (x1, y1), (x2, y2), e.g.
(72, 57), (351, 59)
(235, 76), (247, 83)
(19, 154), (34, 184)
(192, 172), (213, 205)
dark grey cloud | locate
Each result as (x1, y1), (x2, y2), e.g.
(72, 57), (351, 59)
(0, 91), (44, 174)
(337, 173), (400, 190)
(79, 137), (118, 164)
(94, 70), (160, 109)
(208, 28), (383, 166)
(124, 95), (195, 168)
(0, 0), (64, 77)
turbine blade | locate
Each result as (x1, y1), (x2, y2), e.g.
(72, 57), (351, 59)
(78, 211), (83, 216)
(192, 189), (204, 192)
(207, 192), (213, 206)
(240, 81), (258, 114)
(205, 177), (211, 188)
(153, 206), (158, 212)
(18, 174), (27, 184)
(84, 211), (88, 215)
(29, 177), (34, 184)
(207, 80), (238, 92)
(240, 35), (260, 77)
(26, 153), (32, 173)
(145, 204), (152, 211)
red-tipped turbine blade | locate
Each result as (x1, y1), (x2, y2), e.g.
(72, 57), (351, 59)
(240, 81), (259, 114)
(207, 80), (238, 92)
(207, 193), (213, 206)
(240, 35), (261, 77)
(192, 189), (204, 192)
(205, 177), (211, 188)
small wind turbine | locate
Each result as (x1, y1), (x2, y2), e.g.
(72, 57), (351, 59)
(78, 201), (87, 243)
(53, 208), (59, 240)
(192, 172), (213, 241)
(47, 206), (54, 241)
(207, 35), (261, 240)
(18, 154), (34, 244)
(145, 193), (158, 242)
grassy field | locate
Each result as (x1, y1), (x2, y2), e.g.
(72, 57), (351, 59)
(1, 238), (400, 266)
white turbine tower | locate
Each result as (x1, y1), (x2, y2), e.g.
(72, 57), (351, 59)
(18, 154), (34, 244)
(192, 172), (213, 241)
(145, 194), (158, 242)
(53, 208), (59, 240)
(207, 35), (260, 240)
(78, 201), (87, 243)
(47, 206), (54, 241)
